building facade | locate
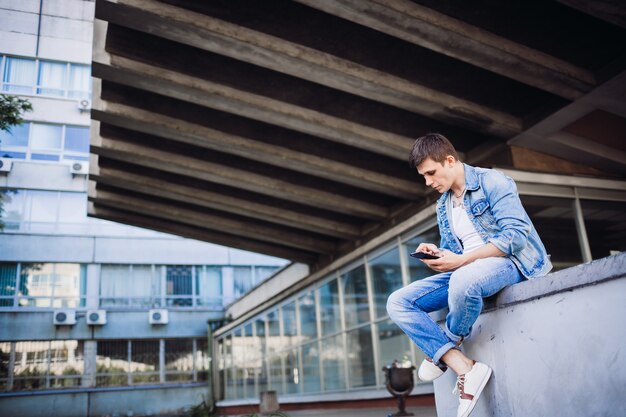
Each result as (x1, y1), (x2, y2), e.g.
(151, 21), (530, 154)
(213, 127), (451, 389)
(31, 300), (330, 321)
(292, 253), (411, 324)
(0, 2), (287, 416)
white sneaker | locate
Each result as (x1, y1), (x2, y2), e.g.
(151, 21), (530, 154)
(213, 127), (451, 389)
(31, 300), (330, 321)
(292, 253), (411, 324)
(455, 361), (492, 417)
(417, 358), (447, 381)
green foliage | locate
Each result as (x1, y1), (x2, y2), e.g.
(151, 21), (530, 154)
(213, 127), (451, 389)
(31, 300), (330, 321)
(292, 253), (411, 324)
(0, 94), (32, 133)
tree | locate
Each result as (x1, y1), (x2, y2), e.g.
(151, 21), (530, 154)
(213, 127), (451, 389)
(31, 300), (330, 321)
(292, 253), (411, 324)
(0, 93), (33, 230)
(0, 94), (32, 133)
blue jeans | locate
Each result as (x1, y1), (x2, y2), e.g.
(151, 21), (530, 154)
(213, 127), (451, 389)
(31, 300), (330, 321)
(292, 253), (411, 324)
(386, 257), (523, 366)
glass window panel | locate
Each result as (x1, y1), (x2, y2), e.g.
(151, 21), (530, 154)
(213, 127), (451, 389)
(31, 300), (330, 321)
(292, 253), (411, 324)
(255, 318), (266, 359)
(231, 328), (245, 398)
(370, 247), (403, 319)
(196, 266), (222, 307)
(31, 124), (62, 150)
(166, 265), (192, 306)
(196, 338), (210, 382)
(67, 64), (90, 98)
(31, 153), (60, 161)
(19, 263), (52, 307)
(282, 301), (297, 346)
(64, 126), (90, 153)
(50, 263), (84, 308)
(0, 123), (29, 147)
(3, 57), (36, 93)
(37, 61), (67, 96)
(13, 341), (49, 391)
(130, 340), (159, 384)
(405, 227), (441, 282)
(346, 325), (376, 389)
(285, 349), (300, 394)
(581, 200), (626, 260)
(96, 340), (128, 387)
(321, 334), (345, 392)
(48, 340), (83, 389)
(233, 266), (253, 298)
(298, 291), (317, 342)
(266, 310), (281, 354)
(520, 196), (583, 270)
(0, 151), (26, 159)
(165, 339), (193, 382)
(342, 265), (370, 329)
(28, 190), (58, 223)
(0, 342), (11, 391)
(268, 353), (284, 394)
(57, 193), (87, 224)
(1, 190), (24, 231)
(0, 263), (17, 307)
(318, 279), (341, 336)
(301, 342), (320, 393)
(377, 319), (415, 383)
(243, 324), (256, 398)
(254, 266), (280, 284)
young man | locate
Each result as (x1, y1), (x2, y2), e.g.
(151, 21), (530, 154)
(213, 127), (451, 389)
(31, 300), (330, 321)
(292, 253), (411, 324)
(387, 133), (551, 417)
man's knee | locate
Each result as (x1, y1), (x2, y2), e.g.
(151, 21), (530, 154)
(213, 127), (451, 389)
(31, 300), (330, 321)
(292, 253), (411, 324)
(386, 289), (403, 319)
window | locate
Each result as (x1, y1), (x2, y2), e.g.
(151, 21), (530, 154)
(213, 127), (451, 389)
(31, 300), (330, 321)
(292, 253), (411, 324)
(2, 57), (36, 93)
(100, 265), (158, 308)
(166, 265), (193, 306)
(581, 200), (626, 260)
(346, 325), (376, 388)
(298, 291), (317, 342)
(1, 55), (90, 98)
(342, 265), (370, 329)
(318, 279), (341, 336)
(404, 227), (440, 282)
(0, 263), (17, 307)
(196, 266), (222, 307)
(0, 122), (90, 162)
(17, 263), (86, 308)
(165, 339), (193, 382)
(369, 248), (403, 319)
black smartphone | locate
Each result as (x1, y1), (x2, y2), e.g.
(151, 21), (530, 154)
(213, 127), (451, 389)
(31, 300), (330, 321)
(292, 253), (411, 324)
(410, 251), (441, 260)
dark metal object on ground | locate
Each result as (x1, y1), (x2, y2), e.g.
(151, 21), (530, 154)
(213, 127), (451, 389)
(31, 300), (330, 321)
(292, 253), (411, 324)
(383, 365), (416, 417)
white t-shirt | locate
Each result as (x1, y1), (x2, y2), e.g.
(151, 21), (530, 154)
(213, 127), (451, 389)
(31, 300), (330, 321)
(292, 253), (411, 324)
(450, 193), (484, 253)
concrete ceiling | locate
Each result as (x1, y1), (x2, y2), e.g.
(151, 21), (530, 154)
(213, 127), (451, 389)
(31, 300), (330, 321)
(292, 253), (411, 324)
(88, 0), (626, 269)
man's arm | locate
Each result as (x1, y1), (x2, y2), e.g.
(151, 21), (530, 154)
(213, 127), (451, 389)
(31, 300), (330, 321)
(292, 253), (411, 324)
(422, 243), (505, 272)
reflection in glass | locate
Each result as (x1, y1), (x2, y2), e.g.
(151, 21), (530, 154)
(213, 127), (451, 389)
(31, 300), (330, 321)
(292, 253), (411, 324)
(321, 334), (346, 391)
(342, 265), (370, 329)
(298, 291), (317, 343)
(346, 325), (376, 388)
(581, 200), (626, 260)
(269, 353), (284, 394)
(96, 340), (128, 387)
(370, 247), (403, 319)
(301, 342), (321, 393)
(285, 349), (299, 394)
(282, 301), (297, 346)
(165, 339), (193, 382)
(318, 279), (341, 336)
(131, 340), (159, 384)
(0, 263), (17, 307)
(267, 310), (281, 355)
(377, 319), (417, 384)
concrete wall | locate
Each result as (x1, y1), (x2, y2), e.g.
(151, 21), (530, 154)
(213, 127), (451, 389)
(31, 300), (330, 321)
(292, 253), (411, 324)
(0, 385), (207, 417)
(433, 253), (626, 417)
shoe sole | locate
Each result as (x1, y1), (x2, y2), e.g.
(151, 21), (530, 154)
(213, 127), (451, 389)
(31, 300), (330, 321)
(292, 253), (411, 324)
(459, 367), (492, 417)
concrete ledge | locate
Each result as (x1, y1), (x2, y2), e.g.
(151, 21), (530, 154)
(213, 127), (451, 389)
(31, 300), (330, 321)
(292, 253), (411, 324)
(433, 253), (626, 417)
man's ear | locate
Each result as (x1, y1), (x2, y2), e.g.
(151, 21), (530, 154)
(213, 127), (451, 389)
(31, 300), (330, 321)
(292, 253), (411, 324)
(445, 155), (456, 167)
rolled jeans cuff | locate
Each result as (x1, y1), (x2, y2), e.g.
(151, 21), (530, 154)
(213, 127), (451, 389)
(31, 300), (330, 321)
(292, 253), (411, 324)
(432, 342), (456, 367)
(444, 326), (465, 345)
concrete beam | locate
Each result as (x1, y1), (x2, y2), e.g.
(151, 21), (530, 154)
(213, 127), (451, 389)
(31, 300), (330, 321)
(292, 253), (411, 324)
(556, 0), (626, 29)
(294, 0), (595, 100)
(88, 170), (362, 239)
(88, 203), (319, 264)
(88, 186), (337, 254)
(91, 54), (414, 160)
(91, 102), (422, 199)
(96, 0), (522, 137)
(91, 130), (389, 220)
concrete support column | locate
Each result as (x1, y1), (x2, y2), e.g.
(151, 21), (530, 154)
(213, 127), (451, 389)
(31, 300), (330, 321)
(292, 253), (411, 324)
(82, 340), (97, 387)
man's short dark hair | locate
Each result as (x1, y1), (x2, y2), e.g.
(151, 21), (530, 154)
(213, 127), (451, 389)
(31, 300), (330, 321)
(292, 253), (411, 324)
(408, 133), (459, 168)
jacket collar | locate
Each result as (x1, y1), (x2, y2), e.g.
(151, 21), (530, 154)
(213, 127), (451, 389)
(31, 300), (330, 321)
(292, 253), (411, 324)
(464, 163), (480, 191)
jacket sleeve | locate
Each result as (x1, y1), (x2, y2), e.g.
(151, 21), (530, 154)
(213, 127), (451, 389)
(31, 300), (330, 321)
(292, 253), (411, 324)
(485, 171), (531, 256)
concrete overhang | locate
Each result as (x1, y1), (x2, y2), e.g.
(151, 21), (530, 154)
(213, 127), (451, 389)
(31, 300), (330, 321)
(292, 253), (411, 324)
(89, 0), (626, 271)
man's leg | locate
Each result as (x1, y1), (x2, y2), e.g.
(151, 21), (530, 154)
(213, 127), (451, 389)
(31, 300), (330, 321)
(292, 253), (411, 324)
(386, 272), (454, 366)
(445, 257), (523, 342)
(442, 257), (523, 417)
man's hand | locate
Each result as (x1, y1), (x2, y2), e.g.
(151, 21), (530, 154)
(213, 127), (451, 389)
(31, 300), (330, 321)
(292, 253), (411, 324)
(415, 243), (441, 256)
(422, 249), (468, 272)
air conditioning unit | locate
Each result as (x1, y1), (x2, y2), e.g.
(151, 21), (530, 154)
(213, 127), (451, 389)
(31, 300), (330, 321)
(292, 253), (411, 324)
(86, 309), (107, 325)
(149, 309), (169, 325)
(68, 161), (89, 175)
(77, 98), (91, 112)
(0, 157), (13, 173)
(53, 310), (76, 325)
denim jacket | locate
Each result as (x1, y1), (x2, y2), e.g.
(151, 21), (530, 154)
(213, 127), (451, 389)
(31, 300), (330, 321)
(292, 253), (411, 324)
(436, 164), (552, 279)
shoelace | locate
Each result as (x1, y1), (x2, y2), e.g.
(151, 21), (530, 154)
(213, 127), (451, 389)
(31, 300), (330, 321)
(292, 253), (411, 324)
(452, 374), (465, 397)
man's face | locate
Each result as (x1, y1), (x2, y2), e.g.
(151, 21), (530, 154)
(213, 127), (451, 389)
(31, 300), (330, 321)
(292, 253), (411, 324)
(417, 157), (454, 194)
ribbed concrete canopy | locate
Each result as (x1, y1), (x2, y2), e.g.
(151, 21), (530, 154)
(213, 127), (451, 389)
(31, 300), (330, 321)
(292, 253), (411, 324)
(89, 0), (626, 268)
